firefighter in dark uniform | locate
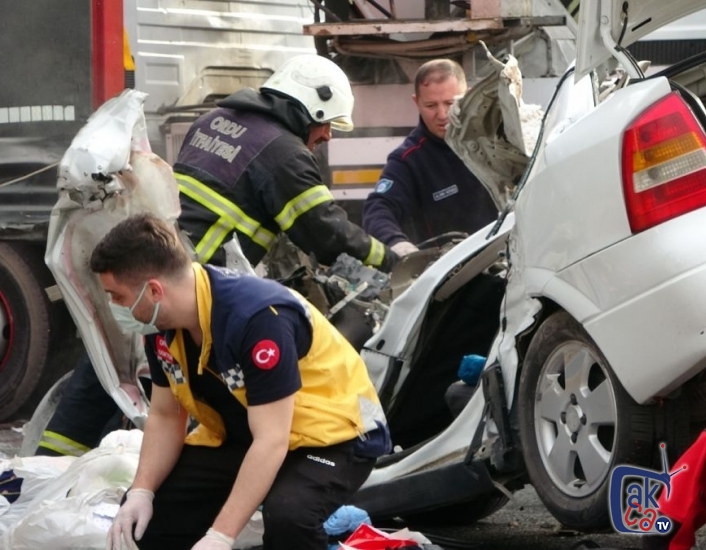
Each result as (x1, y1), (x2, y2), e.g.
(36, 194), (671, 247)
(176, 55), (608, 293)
(34, 54), (396, 459)
(92, 213), (390, 550)
(175, 54), (397, 271)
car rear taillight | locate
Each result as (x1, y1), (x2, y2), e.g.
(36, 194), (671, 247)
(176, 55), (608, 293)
(622, 92), (706, 233)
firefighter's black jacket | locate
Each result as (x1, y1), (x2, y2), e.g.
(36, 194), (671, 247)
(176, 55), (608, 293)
(174, 88), (394, 271)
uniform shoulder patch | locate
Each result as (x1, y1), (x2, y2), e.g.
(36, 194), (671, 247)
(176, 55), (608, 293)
(374, 178), (394, 194)
(252, 339), (281, 370)
(155, 335), (174, 363)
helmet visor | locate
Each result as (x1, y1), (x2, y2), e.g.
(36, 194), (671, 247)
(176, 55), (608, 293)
(330, 115), (354, 132)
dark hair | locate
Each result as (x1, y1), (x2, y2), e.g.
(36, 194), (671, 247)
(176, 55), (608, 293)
(414, 59), (466, 97)
(90, 213), (191, 285)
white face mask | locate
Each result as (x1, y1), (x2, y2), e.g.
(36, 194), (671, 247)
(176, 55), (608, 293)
(109, 282), (161, 335)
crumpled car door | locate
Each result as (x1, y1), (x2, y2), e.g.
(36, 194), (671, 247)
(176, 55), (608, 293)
(446, 44), (543, 212)
(44, 90), (181, 427)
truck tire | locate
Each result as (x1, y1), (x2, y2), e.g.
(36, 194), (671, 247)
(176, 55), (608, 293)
(0, 242), (78, 421)
(518, 311), (654, 530)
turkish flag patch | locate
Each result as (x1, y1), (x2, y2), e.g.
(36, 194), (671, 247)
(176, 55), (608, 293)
(155, 335), (174, 363)
(251, 340), (280, 370)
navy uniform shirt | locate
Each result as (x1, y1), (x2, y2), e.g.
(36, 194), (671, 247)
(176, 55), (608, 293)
(146, 267), (389, 456)
(147, 305), (310, 445)
(363, 120), (498, 246)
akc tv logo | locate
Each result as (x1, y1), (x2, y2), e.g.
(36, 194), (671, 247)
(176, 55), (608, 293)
(608, 443), (686, 534)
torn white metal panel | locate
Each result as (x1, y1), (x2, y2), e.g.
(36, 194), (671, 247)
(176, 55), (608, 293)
(45, 90), (181, 427)
(446, 52), (534, 212)
(492, 26), (706, 406)
(491, 49), (545, 156)
(46, 195), (151, 428)
(477, 25), (576, 85)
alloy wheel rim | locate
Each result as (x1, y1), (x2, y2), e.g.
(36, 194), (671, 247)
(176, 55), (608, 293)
(533, 341), (618, 497)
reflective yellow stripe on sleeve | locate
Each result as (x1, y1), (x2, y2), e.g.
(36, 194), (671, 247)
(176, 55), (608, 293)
(37, 430), (91, 457)
(274, 185), (334, 231)
(176, 173), (277, 263)
(364, 237), (385, 267)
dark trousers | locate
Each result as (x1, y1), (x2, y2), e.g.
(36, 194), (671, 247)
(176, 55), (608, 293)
(35, 353), (121, 456)
(138, 439), (375, 550)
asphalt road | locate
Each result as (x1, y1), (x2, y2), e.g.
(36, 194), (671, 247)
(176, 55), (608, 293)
(416, 487), (644, 549)
(0, 420), (680, 550)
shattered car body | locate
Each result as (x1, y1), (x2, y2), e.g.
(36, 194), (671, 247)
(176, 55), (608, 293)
(357, 0), (706, 531)
(39, 0), (706, 532)
(45, 91), (181, 431)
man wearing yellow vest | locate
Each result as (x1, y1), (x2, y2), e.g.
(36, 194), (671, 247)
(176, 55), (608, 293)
(175, 53), (398, 272)
(92, 213), (390, 550)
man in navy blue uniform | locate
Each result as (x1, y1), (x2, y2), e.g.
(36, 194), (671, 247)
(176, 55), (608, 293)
(363, 59), (498, 257)
(93, 213), (390, 550)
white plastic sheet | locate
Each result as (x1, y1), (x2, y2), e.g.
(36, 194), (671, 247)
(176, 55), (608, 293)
(0, 430), (263, 550)
(0, 455), (76, 532)
(0, 431), (141, 550)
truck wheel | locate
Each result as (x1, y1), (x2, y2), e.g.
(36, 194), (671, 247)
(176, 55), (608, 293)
(0, 242), (77, 421)
(518, 311), (654, 530)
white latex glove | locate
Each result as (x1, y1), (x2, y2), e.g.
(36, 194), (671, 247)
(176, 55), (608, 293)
(107, 488), (154, 550)
(390, 240), (419, 257)
(191, 528), (236, 550)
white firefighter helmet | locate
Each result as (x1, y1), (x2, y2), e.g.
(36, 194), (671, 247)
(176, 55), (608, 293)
(261, 54), (354, 132)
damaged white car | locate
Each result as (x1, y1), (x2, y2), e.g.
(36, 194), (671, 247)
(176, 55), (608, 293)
(31, 0), (706, 533)
(355, 0), (706, 530)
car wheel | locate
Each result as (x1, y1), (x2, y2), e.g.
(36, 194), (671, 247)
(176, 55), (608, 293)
(518, 311), (654, 530)
(0, 242), (79, 421)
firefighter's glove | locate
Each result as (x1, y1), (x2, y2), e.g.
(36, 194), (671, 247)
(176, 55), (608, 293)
(390, 241), (419, 257)
(191, 528), (236, 549)
(107, 488), (154, 550)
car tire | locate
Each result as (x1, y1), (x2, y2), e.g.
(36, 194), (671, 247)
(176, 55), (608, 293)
(0, 242), (79, 421)
(518, 311), (654, 530)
